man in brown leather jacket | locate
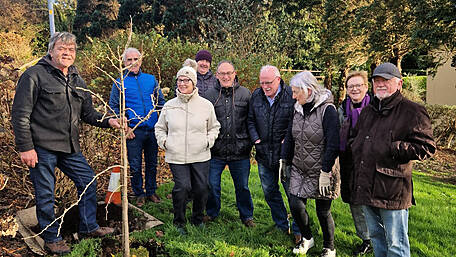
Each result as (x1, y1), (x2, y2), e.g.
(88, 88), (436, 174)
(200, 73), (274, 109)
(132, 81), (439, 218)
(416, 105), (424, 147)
(351, 63), (436, 257)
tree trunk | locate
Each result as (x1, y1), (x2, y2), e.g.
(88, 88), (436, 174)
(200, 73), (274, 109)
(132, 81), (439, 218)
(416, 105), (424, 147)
(338, 67), (349, 105)
(396, 55), (403, 73)
(324, 61), (333, 90)
(119, 63), (130, 257)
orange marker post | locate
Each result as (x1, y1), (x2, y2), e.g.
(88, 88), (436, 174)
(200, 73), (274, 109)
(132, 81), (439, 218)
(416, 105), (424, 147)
(105, 166), (121, 205)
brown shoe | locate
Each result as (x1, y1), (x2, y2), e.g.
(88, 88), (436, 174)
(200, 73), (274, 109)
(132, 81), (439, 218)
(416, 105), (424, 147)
(82, 227), (115, 238)
(243, 219), (256, 228)
(202, 215), (215, 223)
(294, 234), (302, 244)
(147, 194), (161, 203)
(136, 196), (146, 207)
(44, 240), (70, 254)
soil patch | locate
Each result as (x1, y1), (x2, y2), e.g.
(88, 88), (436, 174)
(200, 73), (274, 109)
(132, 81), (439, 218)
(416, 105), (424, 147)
(1, 203), (165, 256)
(414, 148), (456, 184)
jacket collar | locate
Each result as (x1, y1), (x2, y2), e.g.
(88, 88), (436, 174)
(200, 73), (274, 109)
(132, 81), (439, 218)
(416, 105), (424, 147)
(124, 69), (142, 78)
(214, 76), (240, 92)
(177, 87), (199, 103)
(259, 78), (286, 99)
(197, 70), (213, 79)
(294, 88), (333, 115)
(371, 90), (403, 114)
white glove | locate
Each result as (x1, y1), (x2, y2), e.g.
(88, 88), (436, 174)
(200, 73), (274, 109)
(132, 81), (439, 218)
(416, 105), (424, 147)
(319, 170), (332, 196)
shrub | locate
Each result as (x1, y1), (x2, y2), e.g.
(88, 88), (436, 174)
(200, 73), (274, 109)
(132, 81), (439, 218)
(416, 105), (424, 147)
(426, 104), (456, 149)
(77, 30), (292, 99)
(402, 75), (426, 103)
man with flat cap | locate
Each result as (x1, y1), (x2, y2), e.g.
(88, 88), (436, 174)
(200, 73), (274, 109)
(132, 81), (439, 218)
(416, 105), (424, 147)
(350, 62), (436, 257)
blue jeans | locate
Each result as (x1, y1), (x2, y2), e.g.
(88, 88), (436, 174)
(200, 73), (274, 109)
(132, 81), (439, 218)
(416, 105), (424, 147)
(206, 158), (253, 222)
(362, 205), (410, 257)
(30, 146), (99, 243)
(258, 163), (300, 235)
(126, 127), (158, 197)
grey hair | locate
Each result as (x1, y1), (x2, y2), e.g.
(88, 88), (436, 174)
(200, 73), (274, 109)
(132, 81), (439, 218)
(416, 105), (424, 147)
(217, 60), (235, 71)
(260, 65), (281, 77)
(122, 47), (142, 62)
(289, 71), (326, 102)
(48, 32), (77, 54)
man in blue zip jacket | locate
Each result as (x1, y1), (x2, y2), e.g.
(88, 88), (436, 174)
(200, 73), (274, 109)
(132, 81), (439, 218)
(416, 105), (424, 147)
(109, 48), (166, 207)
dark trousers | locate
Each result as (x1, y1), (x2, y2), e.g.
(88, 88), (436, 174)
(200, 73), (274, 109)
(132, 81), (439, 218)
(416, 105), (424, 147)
(30, 146), (99, 242)
(169, 161), (210, 226)
(126, 127), (158, 197)
(289, 195), (335, 250)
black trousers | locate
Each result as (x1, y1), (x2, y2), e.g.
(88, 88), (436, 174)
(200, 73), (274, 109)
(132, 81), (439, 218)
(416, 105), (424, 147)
(289, 194), (335, 250)
(169, 161), (210, 226)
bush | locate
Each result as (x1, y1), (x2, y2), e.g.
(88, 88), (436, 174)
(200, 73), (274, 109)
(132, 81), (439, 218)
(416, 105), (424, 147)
(426, 104), (456, 149)
(77, 30), (292, 99)
(402, 75), (426, 103)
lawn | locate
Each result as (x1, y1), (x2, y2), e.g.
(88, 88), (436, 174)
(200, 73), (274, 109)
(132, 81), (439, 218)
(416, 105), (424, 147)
(69, 166), (456, 257)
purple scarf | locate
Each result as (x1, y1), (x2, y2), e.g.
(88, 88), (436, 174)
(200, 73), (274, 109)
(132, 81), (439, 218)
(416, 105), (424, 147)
(339, 94), (370, 151)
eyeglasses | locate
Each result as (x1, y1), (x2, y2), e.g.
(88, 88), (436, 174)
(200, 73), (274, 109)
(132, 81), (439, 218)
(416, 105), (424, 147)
(347, 84), (365, 90)
(259, 77), (277, 86)
(217, 71), (235, 77)
(126, 58), (139, 62)
(177, 78), (192, 84)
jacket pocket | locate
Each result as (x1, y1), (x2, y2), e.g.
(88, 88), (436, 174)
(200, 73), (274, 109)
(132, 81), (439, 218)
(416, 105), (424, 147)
(235, 133), (252, 156)
(372, 164), (405, 201)
(235, 101), (248, 117)
(40, 87), (66, 111)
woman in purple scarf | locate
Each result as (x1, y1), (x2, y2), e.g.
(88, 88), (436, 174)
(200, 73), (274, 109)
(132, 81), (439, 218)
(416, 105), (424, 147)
(338, 70), (373, 256)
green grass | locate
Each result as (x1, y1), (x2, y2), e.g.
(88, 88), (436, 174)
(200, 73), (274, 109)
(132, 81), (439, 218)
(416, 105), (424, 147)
(69, 167), (456, 256)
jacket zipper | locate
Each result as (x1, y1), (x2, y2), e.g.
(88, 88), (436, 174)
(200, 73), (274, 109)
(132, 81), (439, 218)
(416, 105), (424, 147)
(65, 75), (73, 150)
(135, 76), (147, 118)
(184, 101), (188, 163)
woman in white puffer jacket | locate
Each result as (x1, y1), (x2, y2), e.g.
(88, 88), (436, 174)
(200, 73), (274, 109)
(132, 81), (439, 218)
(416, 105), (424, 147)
(155, 59), (220, 232)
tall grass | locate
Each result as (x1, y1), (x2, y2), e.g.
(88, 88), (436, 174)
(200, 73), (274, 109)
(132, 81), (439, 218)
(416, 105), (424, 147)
(70, 167), (456, 256)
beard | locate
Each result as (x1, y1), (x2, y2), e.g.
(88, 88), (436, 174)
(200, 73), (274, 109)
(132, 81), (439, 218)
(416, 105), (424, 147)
(375, 91), (392, 100)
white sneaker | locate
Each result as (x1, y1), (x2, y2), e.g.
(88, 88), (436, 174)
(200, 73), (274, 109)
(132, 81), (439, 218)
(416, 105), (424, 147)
(320, 247), (336, 257)
(292, 237), (315, 255)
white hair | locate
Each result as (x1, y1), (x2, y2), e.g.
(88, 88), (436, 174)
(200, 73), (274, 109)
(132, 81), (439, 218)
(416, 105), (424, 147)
(122, 47), (142, 62)
(289, 71), (326, 103)
(260, 65), (281, 77)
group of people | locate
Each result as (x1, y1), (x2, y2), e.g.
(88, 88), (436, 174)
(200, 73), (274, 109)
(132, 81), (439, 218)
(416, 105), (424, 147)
(11, 31), (436, 257)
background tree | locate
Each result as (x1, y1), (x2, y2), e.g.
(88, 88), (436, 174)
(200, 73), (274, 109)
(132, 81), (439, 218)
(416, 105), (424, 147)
(412, 0), (456, 68)
(356, 0), (419, 72)
(320, 0), (370, 97)
(73, 0), (120, 40)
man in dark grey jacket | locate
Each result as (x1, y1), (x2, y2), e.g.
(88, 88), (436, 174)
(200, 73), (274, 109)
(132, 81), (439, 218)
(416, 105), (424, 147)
(11, 32), (120, 254)
(203, 61), (255, 227)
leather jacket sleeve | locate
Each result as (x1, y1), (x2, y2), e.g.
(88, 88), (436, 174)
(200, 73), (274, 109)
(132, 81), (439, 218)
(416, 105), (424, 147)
(11, 73), (39, 152)
(390, 106), (436, 163)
